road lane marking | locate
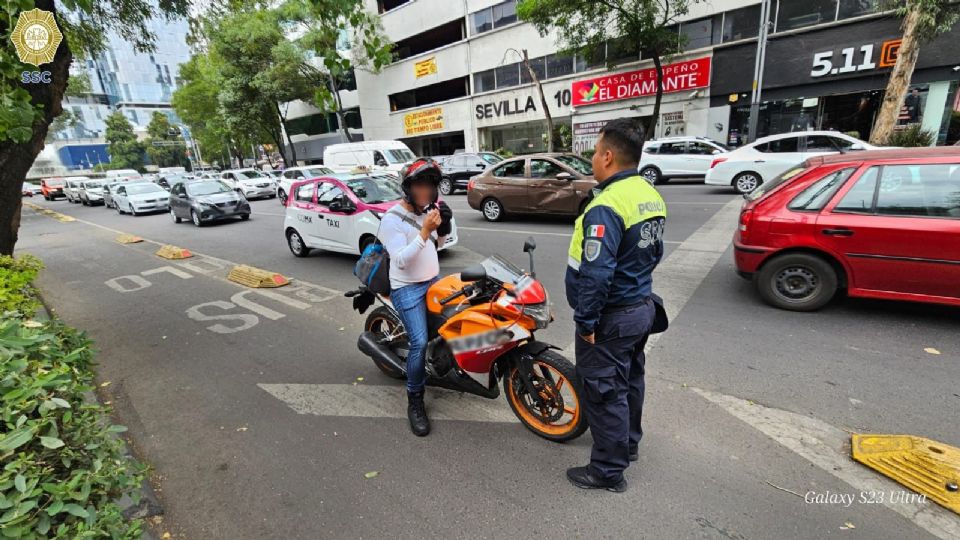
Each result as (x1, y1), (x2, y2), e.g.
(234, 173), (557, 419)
(259, 383), (520, 423)
(693, 387), (960, 540)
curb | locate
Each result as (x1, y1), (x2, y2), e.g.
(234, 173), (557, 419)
(34, 296), (163, 540)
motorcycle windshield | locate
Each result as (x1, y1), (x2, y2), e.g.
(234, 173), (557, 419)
(481, 255), (525, 284)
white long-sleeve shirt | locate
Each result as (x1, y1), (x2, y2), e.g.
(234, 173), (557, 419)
(380, 205), (442, 290)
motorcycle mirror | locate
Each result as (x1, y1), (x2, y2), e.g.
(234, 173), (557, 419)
(523, 236), (536, 278)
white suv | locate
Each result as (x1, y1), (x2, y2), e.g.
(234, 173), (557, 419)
(277, 165), (334, 205)
(705, 131), (880, 194)
(638, 137), (729, 184)
(219, 169), (277, 200)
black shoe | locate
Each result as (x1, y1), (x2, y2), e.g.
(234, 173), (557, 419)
(407, 391), (430, 437)
(629, 447), (639, 462)
(566, 466), (627, 493)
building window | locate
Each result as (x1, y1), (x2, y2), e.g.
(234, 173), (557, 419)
(492, 1), (517, 28)
(575, 47), (605, 72)
(607, 36), (640, 66)
(776, 0), (838, 32)
(495, 63), (520, 89)
(474, 69), (496, 93)
(722, 5), (762, 42)
(393, 19), (464, 61)
(470, 0), (517, 36)
(377, 0), (410, 13)
(388, 76), (469, 111)
(546, 54), (574, 79)
(680, 16), (713, 50)
(838, 0), (880, 19)
(519, 56), (546, 84)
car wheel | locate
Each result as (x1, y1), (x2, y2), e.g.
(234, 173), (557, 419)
(170, 208), (181, 223)
(439, 178), (453, 196)
(191, 209), (203, 227)
(116, 202), (124, 214)
(81, 196), (87, 206)
(733, 172), (762, 194)
(240, 214), (250, 221)
(755, 253), (838, 312)
(128, 204), (138, 216)
(287, 229), (310, 257)
(43, 195), (50, 201)
(481, 198), (505, 222)
(640, 166), (663, 185)
(278, 189), (288, 206)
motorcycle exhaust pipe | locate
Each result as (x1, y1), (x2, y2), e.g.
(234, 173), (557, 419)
(357, 331), (406, 375)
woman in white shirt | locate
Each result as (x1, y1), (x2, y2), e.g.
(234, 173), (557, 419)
(380, 159), (451, 436)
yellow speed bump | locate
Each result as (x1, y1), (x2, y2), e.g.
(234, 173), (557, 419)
(227, 264), (289, 288)
(116, 234), (143, 244)
(155, 245), (193, 259)
(851, 434), (960, 513)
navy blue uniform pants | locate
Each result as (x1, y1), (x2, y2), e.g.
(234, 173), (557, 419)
(574, 299), (655, 482)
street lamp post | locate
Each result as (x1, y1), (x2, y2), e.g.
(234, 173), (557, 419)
(747, 0), (772, 143)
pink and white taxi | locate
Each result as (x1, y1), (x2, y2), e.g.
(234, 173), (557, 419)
(283, 172), (458, 257)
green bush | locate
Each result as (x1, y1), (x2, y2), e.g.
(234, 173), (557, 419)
(494, 147), (514, 158)
(0, 255), (42, 316)
(1, 266), (146, 537)
(884, 124), (936, 147)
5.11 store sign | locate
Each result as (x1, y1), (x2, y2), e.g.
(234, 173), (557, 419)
(809, 38), (901, 78)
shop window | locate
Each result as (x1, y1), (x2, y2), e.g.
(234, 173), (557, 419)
(474, 69), (496, 93)
(776, 0), (838, 32)
(756, 137), (800, 153)
(495, 63), (520, 89)
(520, 57), (547, 84)
(722, 5), (762, 42)
(680, 17), (713, 50)
(788, 168), (855, 211)
(493, 1), (517, 28)
(530, 159), (563, 178)
(876, 165), (960, 218)
(834, 167), (878, 212)
(838, 0), (881, 19)
(494, 159), (526, 178)
(546, 54), (574, 79)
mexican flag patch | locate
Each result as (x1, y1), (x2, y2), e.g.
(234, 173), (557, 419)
(587, 224), (605, 238)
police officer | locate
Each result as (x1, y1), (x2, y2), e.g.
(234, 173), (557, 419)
(565, 118), (666, 492)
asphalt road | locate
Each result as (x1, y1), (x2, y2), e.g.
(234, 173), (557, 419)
(16, 182), (960, 539)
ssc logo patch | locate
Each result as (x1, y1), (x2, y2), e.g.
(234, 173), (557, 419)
(584, 239), (602, 262)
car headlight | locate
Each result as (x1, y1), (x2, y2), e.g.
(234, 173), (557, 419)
(521, 302), (552, 329)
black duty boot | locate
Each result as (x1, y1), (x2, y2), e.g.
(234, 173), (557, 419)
(407, 390), (430, 437)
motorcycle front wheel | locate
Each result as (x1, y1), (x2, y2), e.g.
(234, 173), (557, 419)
(504, 351), (587, 442)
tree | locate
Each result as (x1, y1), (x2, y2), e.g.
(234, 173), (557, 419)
(145, 112), (189, 169)
(870, 1), (960, 144)
(103, 112), (145, 171)
(0, 0), (189, 255)
(504, 48), (555, 152)
(518, 0), (694, 145)
(280, 0), (392, 143)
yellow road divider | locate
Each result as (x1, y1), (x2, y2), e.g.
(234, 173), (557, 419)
(24, 202), (75, 222)
(155, 245), (193, 259)
(227, 264), (290, 288)
(851, 434), (960, 514)
(116, 234), (143, 244)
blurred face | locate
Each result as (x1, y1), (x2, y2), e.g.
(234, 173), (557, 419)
(591, 136), (618, 182)
(410, 181), (435, 207)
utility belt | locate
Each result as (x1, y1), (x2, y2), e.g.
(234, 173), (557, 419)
(601, 298), (651, 315)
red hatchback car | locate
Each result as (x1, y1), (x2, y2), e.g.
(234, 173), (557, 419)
(734, 147), (960, 311)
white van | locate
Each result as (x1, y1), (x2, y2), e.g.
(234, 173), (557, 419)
(322, 141), (416, 173)
(105, 169), (142, 181)
(158, 166), (187, 175)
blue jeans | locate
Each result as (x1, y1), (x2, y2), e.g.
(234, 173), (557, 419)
(391, 278), (436, 393)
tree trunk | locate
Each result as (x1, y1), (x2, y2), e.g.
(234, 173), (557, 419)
(329, 74), (354, 143)
(869, 4), (923, 145)
(645, 52), (665, 146)
(521, 49), (554, 153)
(0, 0), (72, 255)
(275, 103), (297, 166)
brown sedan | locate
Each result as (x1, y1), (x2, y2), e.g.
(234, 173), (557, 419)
(466, 153), (596, 221)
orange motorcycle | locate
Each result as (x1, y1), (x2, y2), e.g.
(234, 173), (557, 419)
(348, 238), (587, 442)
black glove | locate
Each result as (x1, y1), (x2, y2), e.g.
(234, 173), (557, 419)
(436, 200), (453, 237)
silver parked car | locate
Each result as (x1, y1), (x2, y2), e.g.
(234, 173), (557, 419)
(113, 182), (170, 216)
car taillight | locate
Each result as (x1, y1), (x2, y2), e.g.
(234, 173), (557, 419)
(467, 178), (476, 191)
(739, 208), (753, 233)
(710, 157), (728, 169)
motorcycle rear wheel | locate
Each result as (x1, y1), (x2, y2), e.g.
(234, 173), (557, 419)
(504, 351), (587, 442)
(364, 306), (407, 379)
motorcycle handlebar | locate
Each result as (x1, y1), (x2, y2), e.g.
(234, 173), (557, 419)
(439, 285), (472, 305)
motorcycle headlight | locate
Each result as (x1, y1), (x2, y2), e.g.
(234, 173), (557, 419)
(522, 302), (552, 329)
